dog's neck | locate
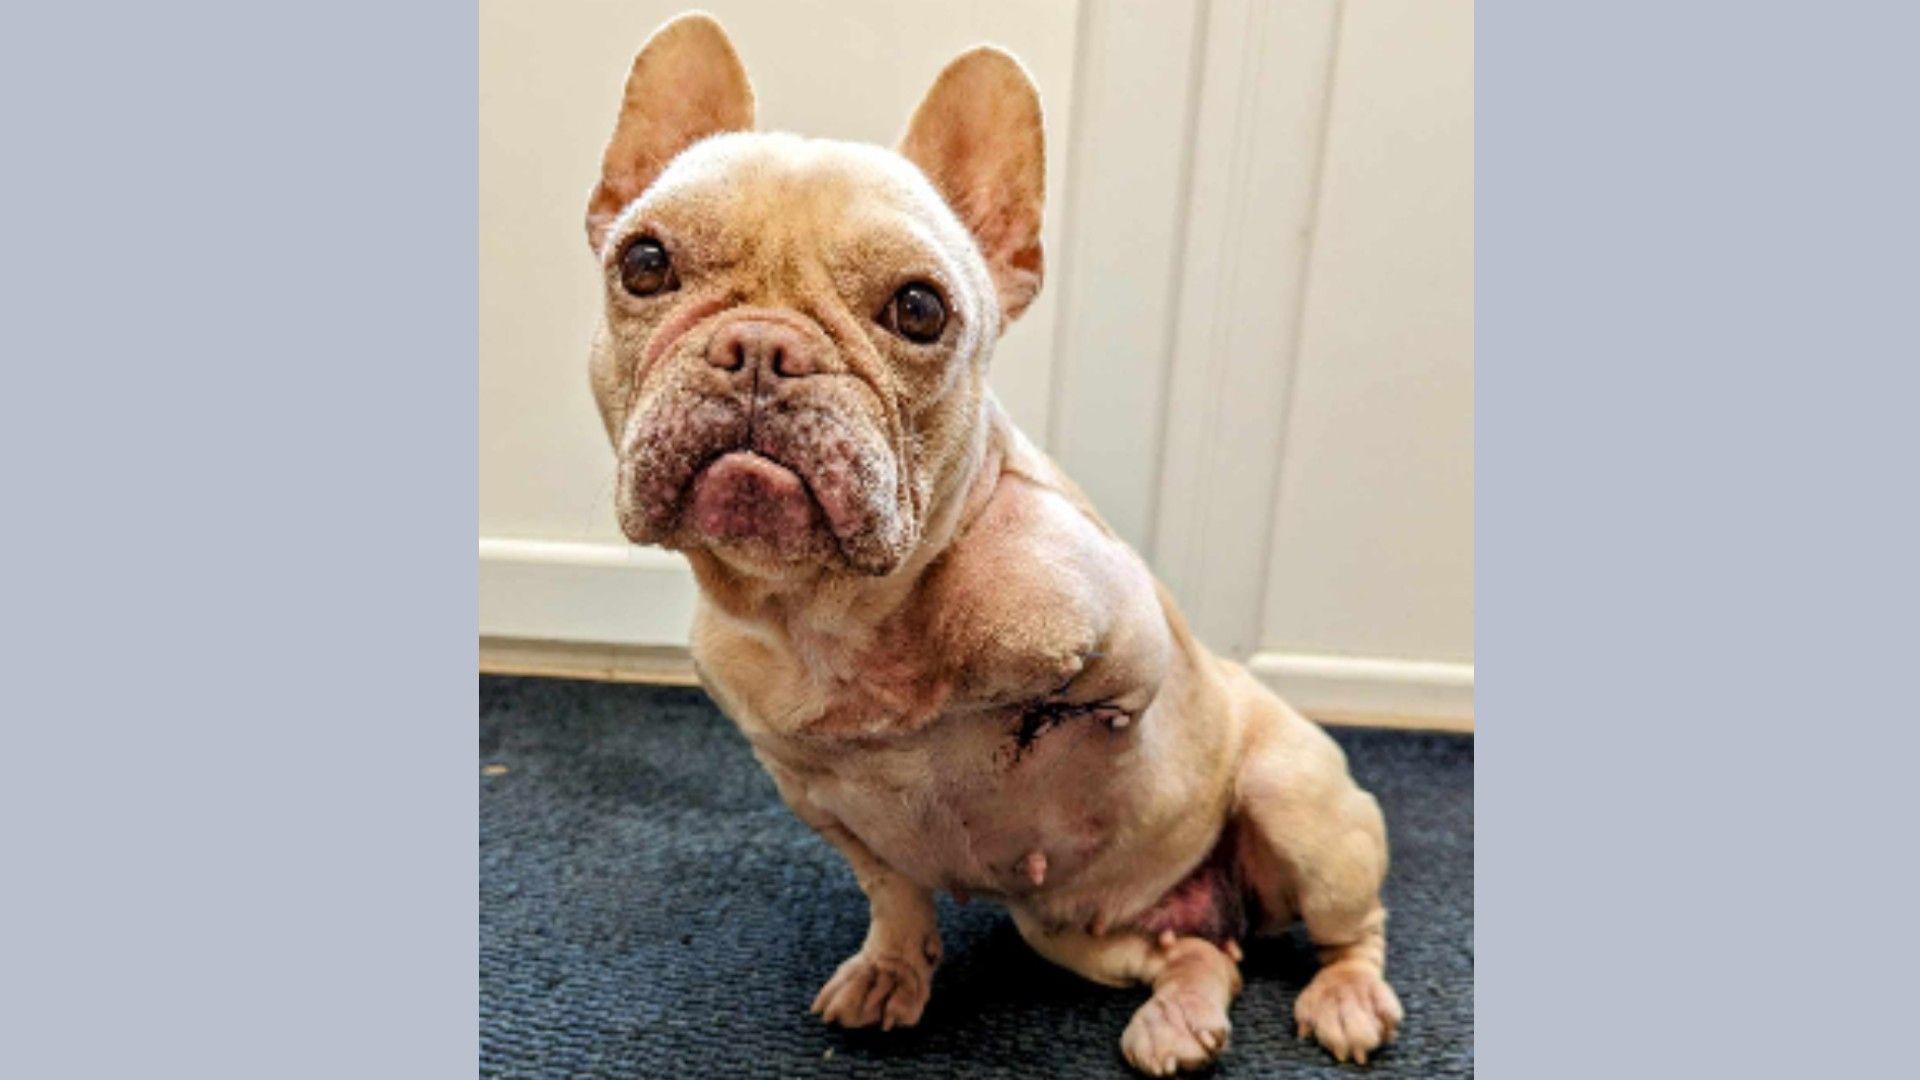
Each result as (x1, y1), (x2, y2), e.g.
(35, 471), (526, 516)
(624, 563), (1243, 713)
(683, 394), (1011, 647)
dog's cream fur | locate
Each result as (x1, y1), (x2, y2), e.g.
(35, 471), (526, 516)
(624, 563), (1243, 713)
(583, 14), (1403, 1073)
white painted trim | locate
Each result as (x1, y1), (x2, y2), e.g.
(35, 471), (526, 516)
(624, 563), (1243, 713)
(1150, 0), (1341, 656)
(1044, 0), (1205, 550)
(478, 537), (697, 646)
(480, 636), (700, 686)
(480, 538), (1471, 730)
(476, 633), (1471, 733)
(1246, 651), (1474, 731)
(480, 537), (684, 573)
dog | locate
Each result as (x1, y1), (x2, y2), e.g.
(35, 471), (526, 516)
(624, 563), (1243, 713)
(582, 13), (1403, 1074)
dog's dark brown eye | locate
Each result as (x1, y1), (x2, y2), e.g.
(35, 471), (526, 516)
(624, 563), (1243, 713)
(619, 237), (676, 297)
(882, 283), (947, 343)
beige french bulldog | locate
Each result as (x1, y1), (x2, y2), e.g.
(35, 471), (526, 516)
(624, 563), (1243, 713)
(584, 13), (1402, 1074)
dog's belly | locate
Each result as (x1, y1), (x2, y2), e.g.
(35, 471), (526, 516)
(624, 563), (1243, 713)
(792, 700), (1143, 899)
(1122, 821), (1250, 944)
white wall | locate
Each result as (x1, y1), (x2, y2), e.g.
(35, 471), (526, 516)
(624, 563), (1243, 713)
(480, 0), (1475, 725)
(1263, 0), (1475, 665)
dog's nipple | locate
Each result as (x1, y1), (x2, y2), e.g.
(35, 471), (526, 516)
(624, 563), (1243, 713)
(1021, 849), (1048, 888)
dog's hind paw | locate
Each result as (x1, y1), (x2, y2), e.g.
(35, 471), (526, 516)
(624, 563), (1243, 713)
(1293, 962), (1402, 1064)
(1121, 987), (1231, 1075)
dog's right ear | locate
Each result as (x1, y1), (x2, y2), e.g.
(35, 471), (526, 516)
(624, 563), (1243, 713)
(585, 13), (755, 253)
(899, 47), (1046, 324)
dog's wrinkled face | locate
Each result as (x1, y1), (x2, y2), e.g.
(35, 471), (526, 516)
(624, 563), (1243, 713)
(593, 136), (993, 575)
(585, 14), (1044, 579)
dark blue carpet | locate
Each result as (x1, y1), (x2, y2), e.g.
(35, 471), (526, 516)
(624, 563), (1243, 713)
(480, 675), (1474, 1077)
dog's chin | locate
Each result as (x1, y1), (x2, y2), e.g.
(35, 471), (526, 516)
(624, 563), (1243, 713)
(616, 449), (909, 578)
(683, 451), (836, 566)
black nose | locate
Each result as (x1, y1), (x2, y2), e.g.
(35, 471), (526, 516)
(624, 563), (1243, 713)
(707, 319), (820, 378)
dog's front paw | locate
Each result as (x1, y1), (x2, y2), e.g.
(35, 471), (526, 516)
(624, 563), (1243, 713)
(1293, 963), (1402, 1064)
(809, 948), (933, 1031)
(1121, 988), (1231, 1075)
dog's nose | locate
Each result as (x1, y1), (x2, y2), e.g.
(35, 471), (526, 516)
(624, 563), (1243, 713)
(707, 319), (820, 378)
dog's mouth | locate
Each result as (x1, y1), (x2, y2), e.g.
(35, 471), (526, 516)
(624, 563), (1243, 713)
(616, 383), (918, 576)
(685, 449), (831, 557)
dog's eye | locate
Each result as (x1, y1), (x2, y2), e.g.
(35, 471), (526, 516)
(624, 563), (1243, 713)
(881, 283), (947, 344)
(619, 237), (677, 297)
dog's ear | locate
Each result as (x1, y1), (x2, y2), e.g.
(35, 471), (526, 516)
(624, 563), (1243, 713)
(899, 47), (1046, 324)
(586, 13), (755, 253)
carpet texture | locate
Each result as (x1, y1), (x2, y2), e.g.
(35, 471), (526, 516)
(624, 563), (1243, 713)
(480, 675), (1473, 1077)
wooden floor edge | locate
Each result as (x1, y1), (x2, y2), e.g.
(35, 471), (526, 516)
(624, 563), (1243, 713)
(479, 637), (1474, 733)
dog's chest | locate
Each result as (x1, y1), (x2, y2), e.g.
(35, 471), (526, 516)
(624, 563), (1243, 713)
(767, 693), (1143, 896)
(697, 563), (1161, 897)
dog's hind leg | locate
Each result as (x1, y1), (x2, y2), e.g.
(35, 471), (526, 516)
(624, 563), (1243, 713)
(1011, 911), (1242, 1076)
(1232, 687), (1403, 1065)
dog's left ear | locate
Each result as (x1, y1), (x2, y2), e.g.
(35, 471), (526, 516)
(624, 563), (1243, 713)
(900, 47), (1046, 324)
(586, 13), (756, 253)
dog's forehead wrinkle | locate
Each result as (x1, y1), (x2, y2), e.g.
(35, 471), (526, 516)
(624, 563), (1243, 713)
(642, 133), (966, 242)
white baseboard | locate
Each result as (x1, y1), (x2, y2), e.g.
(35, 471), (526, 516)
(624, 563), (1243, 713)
(480, 537), (1474, 732)
(479, 636), (701, 686)
(479, 537), (697, 646)
(1245, 651), (1474, 731)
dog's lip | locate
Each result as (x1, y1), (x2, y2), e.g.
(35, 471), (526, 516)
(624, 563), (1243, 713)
(694, 445), (862, 543)
(693, 447), (803, 488)
(688, 449), (823, 544)
(704, 446), (782, 468)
